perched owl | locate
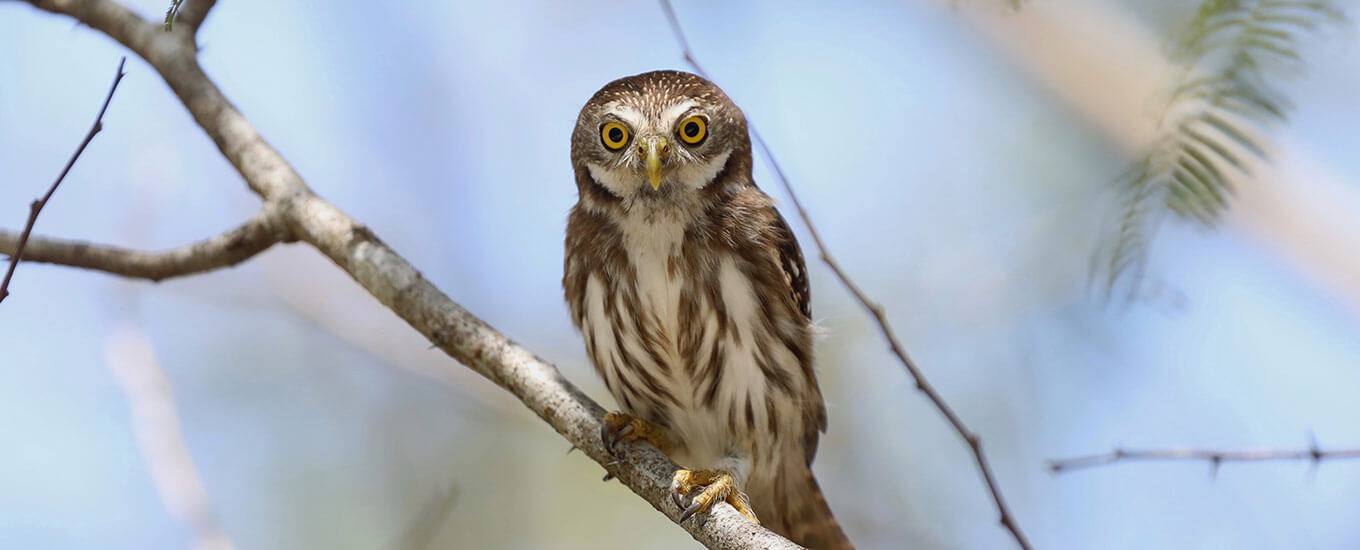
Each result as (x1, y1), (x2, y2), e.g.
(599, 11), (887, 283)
(563, 70), (853, 549)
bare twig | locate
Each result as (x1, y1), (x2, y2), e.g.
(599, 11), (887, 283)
(0, 209), (289, 282)
(659, 2), (1032, 548)
(0, 56), (125, 304)
(957, 0), (1360, 483)
(106, 323), (236, 550)
(1048, 443), (1360, 474)
(26, 1), (801, 547)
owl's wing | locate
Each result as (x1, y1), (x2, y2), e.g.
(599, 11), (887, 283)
(771, 209), (812, 321)
(770, 207), (828, 467)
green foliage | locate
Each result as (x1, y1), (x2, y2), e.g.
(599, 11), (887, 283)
(1098, 0), (1346, 298)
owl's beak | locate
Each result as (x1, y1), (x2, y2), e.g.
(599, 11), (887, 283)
(640, 136), (671, 190)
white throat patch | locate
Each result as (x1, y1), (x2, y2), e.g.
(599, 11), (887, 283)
(586, 148), (731, 200)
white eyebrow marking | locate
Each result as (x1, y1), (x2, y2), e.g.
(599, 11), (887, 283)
(604, 101), (646, 131)
(605, 99), (696, 136)
(660, 100), (697, 129)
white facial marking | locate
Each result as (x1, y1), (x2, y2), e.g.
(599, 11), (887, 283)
(586, 163), (636, 198)
(659, 100), (696, 129)
(586, 99), (729, 200)
(611, 103), (646, 132)
(673, 149), (731, 191)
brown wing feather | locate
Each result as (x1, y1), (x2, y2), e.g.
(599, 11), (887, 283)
(763, 205), (829, 467)
(771, 209), (812, 321)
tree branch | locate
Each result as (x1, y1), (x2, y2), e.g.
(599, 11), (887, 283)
(658, 2), (1033, 549)
(1048, 443), (1360, 474)
(957, 0), (1360, 484)
(26, 1), (802, 547)
(0, 209), (289, 282)
(283, 190), (804, 550)
(34, 0), (298, 200)
(171, 0), (217, 35)
(0, 56), (125, 304)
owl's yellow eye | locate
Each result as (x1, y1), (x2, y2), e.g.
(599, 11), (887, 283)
(677, 115), (707, 145)
(600, 122), (630, 150)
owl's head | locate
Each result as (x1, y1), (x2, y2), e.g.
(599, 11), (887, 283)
(572, 70), (749, 202)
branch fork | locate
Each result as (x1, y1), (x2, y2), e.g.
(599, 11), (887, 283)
(8, 1), (801, 547)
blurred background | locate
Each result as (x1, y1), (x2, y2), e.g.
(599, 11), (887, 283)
(2, 0), (1359, 548)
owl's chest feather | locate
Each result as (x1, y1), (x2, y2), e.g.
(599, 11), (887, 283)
(580, 213), (791, 471)
(620, 215), (687, 362)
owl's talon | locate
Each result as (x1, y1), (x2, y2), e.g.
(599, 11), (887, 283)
(671, 485), (703, 511)
(600, 411), (671, 457)
(608, 422), (634, 455)
(678, 496), (707, 523)
(671, 469), (759, 524)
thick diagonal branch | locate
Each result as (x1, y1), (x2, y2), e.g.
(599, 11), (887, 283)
(659, 2), (1032, 548)
(0, 209), (288, 282)
(27, 1), (802, 547)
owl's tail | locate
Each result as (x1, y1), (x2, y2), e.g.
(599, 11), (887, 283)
(764, 465), (854, 550)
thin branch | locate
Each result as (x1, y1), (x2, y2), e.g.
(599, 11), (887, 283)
(28, 1), (801, 547)
(0, 56), (125, 304)
(659, 2), (1033, 549)
(33, 0), (295, 200)
(1048, 443), (1360, 474)
(0, 209), (289, 282)
(956, 0), (1360, 486)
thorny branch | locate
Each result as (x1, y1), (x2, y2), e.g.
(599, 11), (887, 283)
(1048, 441), (1360, 475)
(14, 0), (802, 548)
(958, 0), (1360, 492)
(658, 1), (1033, 549)
(0, 56), (126, 304)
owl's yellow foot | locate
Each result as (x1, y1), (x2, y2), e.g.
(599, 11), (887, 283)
(671, 469), (759, 524)
(600, 411), (672, 456)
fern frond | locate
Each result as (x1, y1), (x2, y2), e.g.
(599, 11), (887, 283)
(1096, 0), (1346, 298)
(1100, 162), (1162, 298)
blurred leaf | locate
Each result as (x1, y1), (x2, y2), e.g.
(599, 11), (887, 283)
(1097, 0), (1347, 298)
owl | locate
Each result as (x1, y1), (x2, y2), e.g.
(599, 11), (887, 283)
(563, 70), (852, 549)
